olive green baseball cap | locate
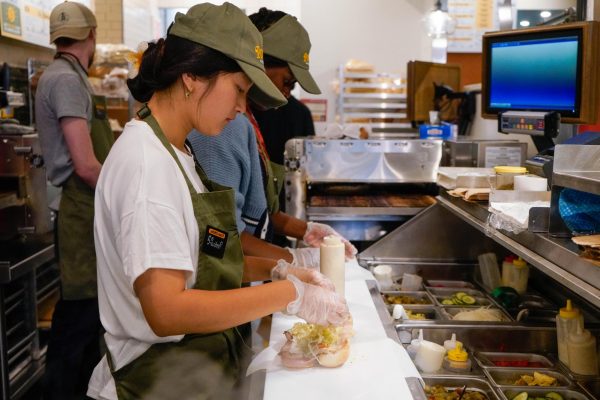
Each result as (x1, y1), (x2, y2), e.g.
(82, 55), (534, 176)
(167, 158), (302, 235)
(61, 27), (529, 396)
(49, 1), (97, 44)
(168, 2), (287, 109)
(261, 15), (321, 95)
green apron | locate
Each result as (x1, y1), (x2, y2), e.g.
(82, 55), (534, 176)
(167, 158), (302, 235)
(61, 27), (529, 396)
(108, 106), (250, 400)
(57, 54), (115, 300)
(265, 160), (285, 214)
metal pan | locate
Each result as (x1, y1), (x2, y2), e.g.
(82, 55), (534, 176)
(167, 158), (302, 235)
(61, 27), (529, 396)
(500, 388), (592, 400)
(422, 375), (501, 400)
(485, 368), (571, 388)
(381, 291), (433, 306)
(425, 279), (476, 289)
(474, 352), (554, 369)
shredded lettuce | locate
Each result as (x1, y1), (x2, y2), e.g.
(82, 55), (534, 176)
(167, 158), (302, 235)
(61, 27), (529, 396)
(288, 323), (342, 355)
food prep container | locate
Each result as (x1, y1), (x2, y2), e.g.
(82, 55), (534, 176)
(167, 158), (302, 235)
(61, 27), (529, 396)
(381, 291), (433, 306)
(427, 287), (486, 298)
(442, 307), (513, 322)
(425, 279), (476, 289)
(421, 375), (502, 400)
(387, 305), (446, 323)
(485, 368), (571, 388)
(474, 352), (554, 369)
(434, 295), (492, 307)
(499, 388), (592, 400)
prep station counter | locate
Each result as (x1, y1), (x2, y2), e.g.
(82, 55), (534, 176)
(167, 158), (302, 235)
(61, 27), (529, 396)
(252, 184), (600, 399)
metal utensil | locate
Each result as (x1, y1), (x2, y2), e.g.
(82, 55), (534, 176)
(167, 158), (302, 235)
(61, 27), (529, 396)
(456, 384), (468, 400)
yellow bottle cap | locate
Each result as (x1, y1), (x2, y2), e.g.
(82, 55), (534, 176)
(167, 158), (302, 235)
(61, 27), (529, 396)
(559, 299), (580, 319)
(513, 257), (527, 268)
(447, 342), (468, 362)
(494, 166), (527, 174)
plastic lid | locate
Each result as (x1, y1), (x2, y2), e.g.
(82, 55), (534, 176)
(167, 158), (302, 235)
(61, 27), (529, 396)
(559, 299), (580, 319)
(513, 257), (527, 268)
(447, 342), (469, 362)
(443, 333), (462, 351)
(322, 235), (342, 246)
(494, 166), (527, 174)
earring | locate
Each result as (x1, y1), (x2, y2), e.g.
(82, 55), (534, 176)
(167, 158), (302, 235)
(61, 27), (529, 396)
(185, 89), (192, 99)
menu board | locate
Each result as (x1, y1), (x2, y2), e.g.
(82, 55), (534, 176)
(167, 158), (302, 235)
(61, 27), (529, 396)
(0, 0), (92, 48)
(447, 0), (499, 53)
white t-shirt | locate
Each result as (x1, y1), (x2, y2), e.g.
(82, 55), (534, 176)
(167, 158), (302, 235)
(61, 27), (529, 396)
(88, 119), (206, 400)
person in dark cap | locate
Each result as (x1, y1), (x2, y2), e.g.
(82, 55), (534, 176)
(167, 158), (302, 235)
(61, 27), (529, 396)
(188, 8), (357, 274)
(35, 2), (113, 399)
(87, 3), (348, 399)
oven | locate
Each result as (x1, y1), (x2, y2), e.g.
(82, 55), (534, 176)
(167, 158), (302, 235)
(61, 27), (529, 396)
(284, 138), (442, 249)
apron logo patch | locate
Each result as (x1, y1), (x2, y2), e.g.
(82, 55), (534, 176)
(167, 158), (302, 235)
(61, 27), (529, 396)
(202, 225), (228, 259)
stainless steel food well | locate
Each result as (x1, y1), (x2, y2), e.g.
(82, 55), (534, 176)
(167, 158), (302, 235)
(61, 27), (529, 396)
(381, 291), (434, 306)
(421, 375), (502, 400)
(500, 388), (592, 400)
(485, 368), (571, 388)
(474, 352), (555, 369)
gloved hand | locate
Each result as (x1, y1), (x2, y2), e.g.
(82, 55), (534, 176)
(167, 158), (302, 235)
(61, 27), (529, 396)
(271, 259), (335, 291)
(286, 275), (349, 326)
(303, 222), (358, 260)
(287, 247), (320, 270)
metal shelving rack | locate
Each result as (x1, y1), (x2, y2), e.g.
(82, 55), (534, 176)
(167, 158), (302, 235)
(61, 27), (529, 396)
(337, 67), (416, 138)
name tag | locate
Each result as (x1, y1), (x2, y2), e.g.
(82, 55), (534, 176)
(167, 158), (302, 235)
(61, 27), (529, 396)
(201, 225), (228, 259)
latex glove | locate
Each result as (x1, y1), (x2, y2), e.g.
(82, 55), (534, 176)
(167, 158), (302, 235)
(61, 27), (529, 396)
(287, 247), (320, 270)
(286, 275), (349, 326)
(271, 259), (335, 291)
(303, 222), (358, 260)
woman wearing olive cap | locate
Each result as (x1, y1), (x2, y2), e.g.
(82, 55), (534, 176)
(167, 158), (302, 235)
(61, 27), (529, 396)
(87, 3), (348, 399)
(188, 8), (357, 274)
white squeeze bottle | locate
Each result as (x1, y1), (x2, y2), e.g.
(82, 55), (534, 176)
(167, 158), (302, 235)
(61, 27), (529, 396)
(556, 299), (583, 366)
(320, 235), (345, 296)
(567, 324), (599, 375)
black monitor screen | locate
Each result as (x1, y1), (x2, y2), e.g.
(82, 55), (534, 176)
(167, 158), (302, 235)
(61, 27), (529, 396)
(486, 28), (582, 117)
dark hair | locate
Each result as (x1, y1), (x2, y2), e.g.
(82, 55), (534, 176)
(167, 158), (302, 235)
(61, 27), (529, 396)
(248, 8), (289, 69)
(249, 7), (287, 31)
(127, 35), (241, 103)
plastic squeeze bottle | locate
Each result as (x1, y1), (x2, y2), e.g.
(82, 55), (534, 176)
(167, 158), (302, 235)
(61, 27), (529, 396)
(443, 342), (472, 373)
(407, 329), (424, 360)
(320, 235), (345, 296)
(556, 299), (583, 366)
(509, 257), (529, 295)
(443, 333), (462, 351)
(501, 255), (516, 286)
(567, 324), (599, 375)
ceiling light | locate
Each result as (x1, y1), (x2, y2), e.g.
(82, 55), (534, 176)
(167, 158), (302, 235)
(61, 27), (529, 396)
(540, 10), (551, 18)
(520, 20), (530, 27)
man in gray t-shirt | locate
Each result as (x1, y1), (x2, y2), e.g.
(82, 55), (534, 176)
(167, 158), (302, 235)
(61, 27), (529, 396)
(35, 2), (113, 399)
(36, 58), (92, 186)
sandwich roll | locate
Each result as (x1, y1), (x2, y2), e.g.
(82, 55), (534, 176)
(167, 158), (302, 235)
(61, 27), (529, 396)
(279, 318), (353, 369)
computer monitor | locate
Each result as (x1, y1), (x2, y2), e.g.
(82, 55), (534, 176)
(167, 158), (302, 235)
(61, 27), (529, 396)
(482, 21), (600, 125)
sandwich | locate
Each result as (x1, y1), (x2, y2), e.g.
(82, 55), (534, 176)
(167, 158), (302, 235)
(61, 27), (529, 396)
(572, 234), (600, 266)
(279, 319), (353, 369)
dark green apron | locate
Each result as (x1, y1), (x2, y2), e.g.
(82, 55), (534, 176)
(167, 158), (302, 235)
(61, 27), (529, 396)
(265, 160), (285, 214)
(57, 54), (115, 300)
(108, 107), (249, 400)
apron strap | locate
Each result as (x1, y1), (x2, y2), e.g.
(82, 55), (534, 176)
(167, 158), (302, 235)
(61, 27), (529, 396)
(137, 104), (203, 195)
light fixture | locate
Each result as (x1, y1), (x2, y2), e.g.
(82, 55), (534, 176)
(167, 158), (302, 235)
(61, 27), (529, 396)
(520, 20), (530, 27)
(423, 0), (455, 63)
(540, 10), (551, 18)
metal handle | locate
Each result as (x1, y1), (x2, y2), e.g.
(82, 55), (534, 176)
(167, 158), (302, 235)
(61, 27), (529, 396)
(14, 146), (32, 154)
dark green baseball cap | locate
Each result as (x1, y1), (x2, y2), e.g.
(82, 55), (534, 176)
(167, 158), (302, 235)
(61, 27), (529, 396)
(168, 2), (287, 109)
(261, 15), (321, 95)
